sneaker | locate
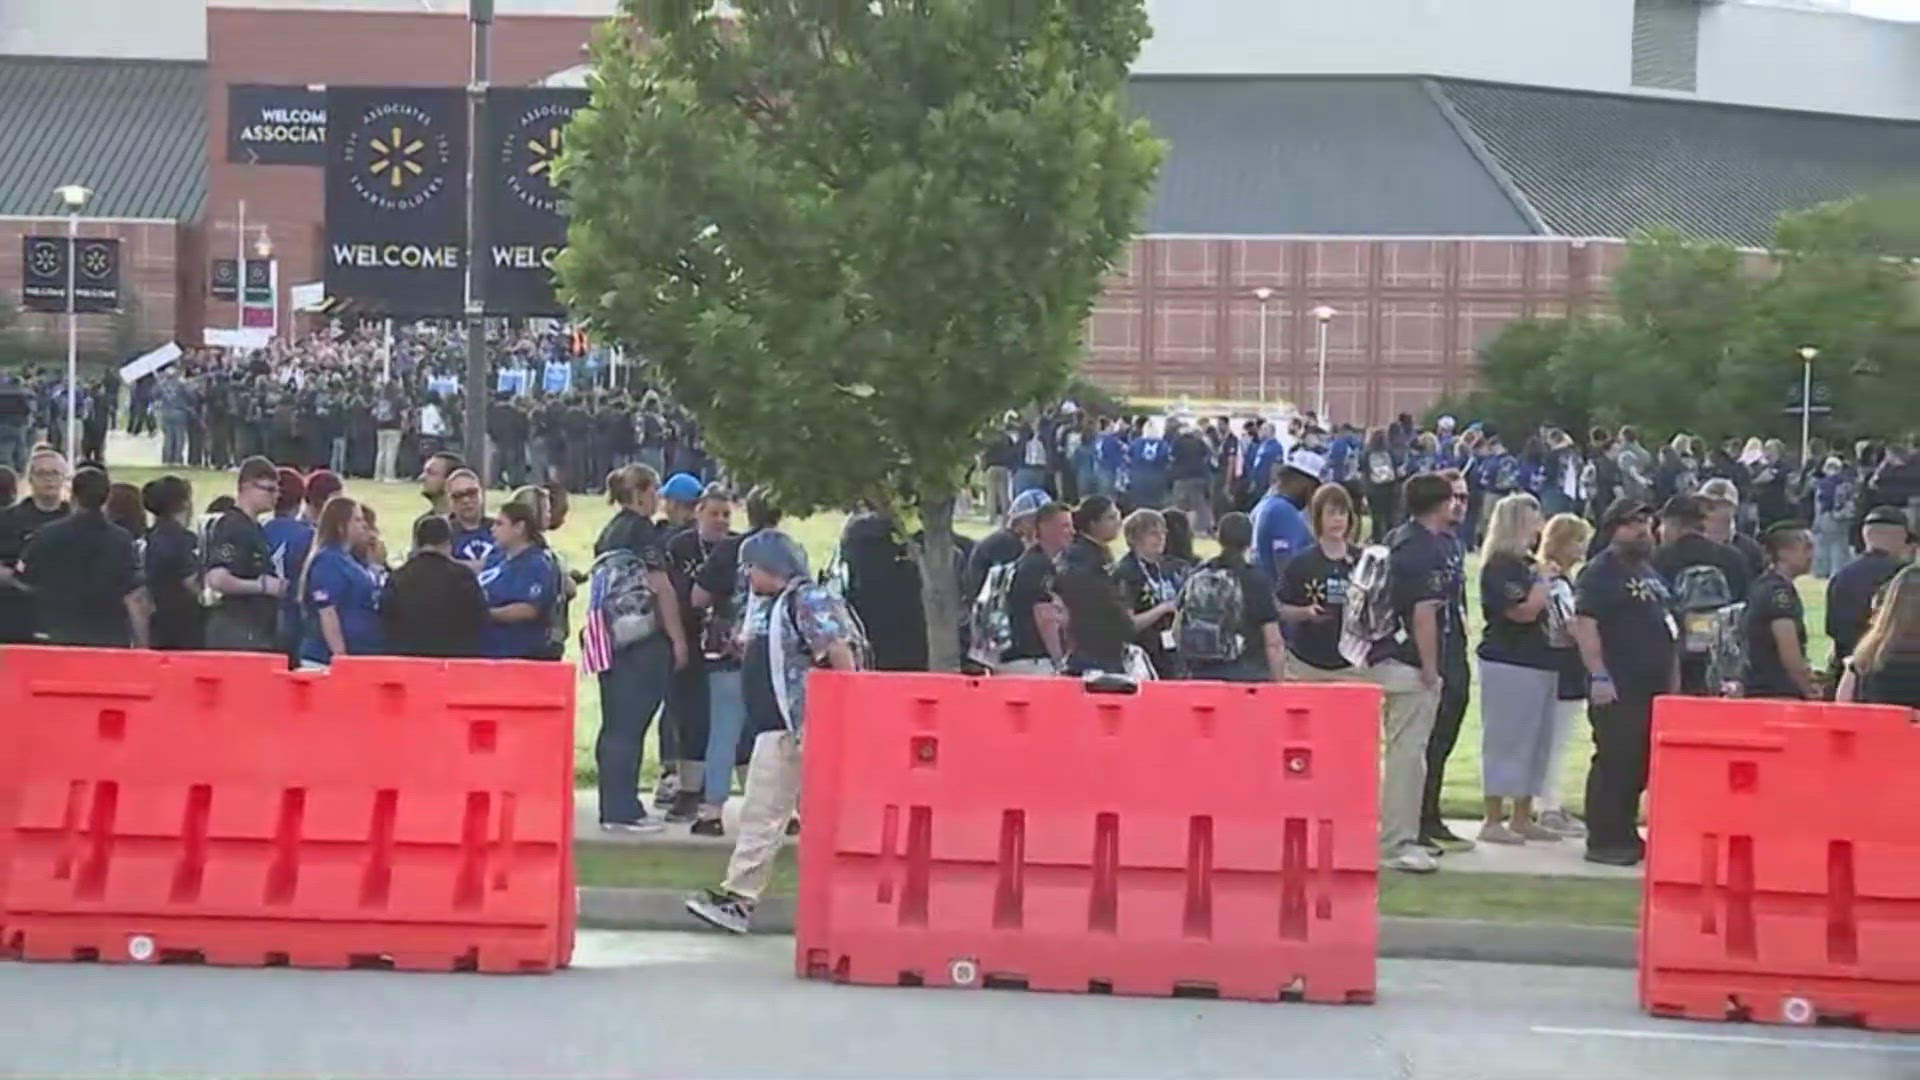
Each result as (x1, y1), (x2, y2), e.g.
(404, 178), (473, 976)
(785, 817), (801, 838)
(685, 888), (753, 934)
(689, 816), (725, 838)
(600, 818), (666, 835)
(1477, 821), (1526, 845)
(1536, 809), (1587, 838)
(664, 791), (701, 825)
(1383, 848), (1440, 874)
(652, 773), (680, 810)
(1422, 825), (1476, 853)
(1418, 837), (1446, 857)
(1583, 845), (1643, 867)
(1511, 818), (1565, 842)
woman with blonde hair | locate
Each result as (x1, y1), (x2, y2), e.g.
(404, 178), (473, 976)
(1474, 492), (1562, 844)
(297, 495), (380, 666)
(1837, 565), (1920, 708)
(1535, 512), (1595, 836)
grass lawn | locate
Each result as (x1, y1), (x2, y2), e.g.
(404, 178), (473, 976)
(573, 844), (1642, 926)
(112, 465), (1833, 821)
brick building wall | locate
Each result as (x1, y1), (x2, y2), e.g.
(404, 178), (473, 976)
(1084, 236), (1630, 425)
(0, 217), (184, 358)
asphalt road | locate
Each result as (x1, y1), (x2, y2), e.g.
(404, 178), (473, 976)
(2, 931), (1915, 1079)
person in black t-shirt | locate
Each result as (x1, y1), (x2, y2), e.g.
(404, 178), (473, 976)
(1056, 496), (1133, 675)
(203, 456), (287, 652)
(1278, 483), (1360, 680)
(1826, 506), (1913, 681)
(21, 465), (147, 647)
(141, 475), (203, 650)
(660, 485), (735, 823)
(1653, 494), (1753, 694)
(0, 449), (71, 643)
(1698, 478), (1766, 581)
(1572, 498), (1677, 866)
(1837, 564), (1920, 708)
(1186, 511), (1283, 683)
(1473, 493), (1563, 846)
(1112, 508), (1182, 679)
(1742, 523), (1816, 700)
(999, 502), (1073, 674)
(380, 514), (487, 658)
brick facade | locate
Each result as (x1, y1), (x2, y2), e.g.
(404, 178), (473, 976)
(0, 217), (184, 356)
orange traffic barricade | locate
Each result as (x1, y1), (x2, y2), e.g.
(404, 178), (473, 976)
(0, 647), (575, 973)
(795, 672), (1382, 1004)
(1642, 696), (1920, 1031)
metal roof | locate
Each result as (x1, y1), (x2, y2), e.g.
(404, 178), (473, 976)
(0, 56), (207, 221)
(1127, 76), (1538, 236)
(1434, 78), (1920, 246)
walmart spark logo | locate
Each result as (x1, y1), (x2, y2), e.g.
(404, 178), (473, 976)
(342, 98), (452, 213)
(368, 126), (426, 189)
(503, 100), (578, 215)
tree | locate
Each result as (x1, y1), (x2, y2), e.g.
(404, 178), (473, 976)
(557, 0), (1163, 669)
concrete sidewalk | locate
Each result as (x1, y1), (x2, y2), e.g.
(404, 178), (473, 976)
(573, 789), (1642, 880)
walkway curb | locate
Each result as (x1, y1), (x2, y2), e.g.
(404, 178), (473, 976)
(577, 888), (1637, 969)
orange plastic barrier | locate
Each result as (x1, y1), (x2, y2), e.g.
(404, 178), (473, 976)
(794, 672), (1382, 1003)
(1642, 696), (1920, 1032)
(0, 647), (575, 974)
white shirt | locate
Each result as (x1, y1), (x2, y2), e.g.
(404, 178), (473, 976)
(419, 403), (446, 437)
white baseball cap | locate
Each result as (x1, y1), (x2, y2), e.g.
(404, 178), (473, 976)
(1283, 449), (1328, 483)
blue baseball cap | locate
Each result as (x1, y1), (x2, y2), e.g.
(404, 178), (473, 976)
(660, 473), (704, 503)
(1007, 488), (1051, 521)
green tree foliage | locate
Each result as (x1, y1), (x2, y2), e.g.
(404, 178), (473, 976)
(1466, 202), (1920, 444)
(556, 0), (1162, 669)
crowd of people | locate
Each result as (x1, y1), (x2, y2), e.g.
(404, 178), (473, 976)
(1, 387), (1918, 931)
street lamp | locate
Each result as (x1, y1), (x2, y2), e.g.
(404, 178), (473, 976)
(1797, 345), (1819, 466)
(54, 183), (90, 461)
(1252, 287), (1274, 408)
(1311, 305), (1337, 423)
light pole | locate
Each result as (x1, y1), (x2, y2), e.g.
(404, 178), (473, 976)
(252, 226), (273, 339)
(1252, 287), (1274, 409)
(55, 184), (90, 460)
(1311, 305), (1337, 423)
(1798, 345), (1819, 466)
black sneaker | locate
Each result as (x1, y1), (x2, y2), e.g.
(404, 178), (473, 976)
(1583, 845), (1643, 867)
(685, 888), (753, 934)
(664, 791), (701, 825)
(1421, 824), (1476, 853)
(689, 816), (725, 838)
(785, 817), (801, 837)
(652, 772), (679, 810)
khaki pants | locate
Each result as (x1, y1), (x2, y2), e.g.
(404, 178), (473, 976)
(1366, 660), (1440, 859)
(721, 730), (803, 902)
(1286, 656), (1364, 684)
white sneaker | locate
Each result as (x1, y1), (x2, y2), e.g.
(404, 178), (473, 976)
(685, 889), (753, 934)
(1537, 809), (1588, 838)
(1383, 848), (1439, 874)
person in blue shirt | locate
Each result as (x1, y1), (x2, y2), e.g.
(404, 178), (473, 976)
(478, 501), (557, 660)
(1252, 450), (1325, 587)
(1245, 422), (1285, 507)
(298, 495), (383, 666)
(1093, 419), (1126, 498)
(260, 467), (313, 663)
(1126, 419), (1171, 510)
(444, 468), (494, 567)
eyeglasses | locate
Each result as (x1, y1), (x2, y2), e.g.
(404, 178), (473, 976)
(251, 481), (280, 494)
(450, 488), (482, 500)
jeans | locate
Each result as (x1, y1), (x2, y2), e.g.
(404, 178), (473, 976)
(1813, 515), (1850, 578)
(666, 656), (710, 793)
(161, 416), (188, 466)
(1420, 642), (1472, 835)
(0, 425), (25, 472)
(1584, 692), (1653, 853)
(330, 435), (348, 475)
(704, 667), (748, 808)
(375, 428), (402, 481)
(595, 635), (674, 824)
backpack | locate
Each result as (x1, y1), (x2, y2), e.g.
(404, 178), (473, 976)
(1708, 600), (1748, 696)
(782, 582), (874, 671)
(1340, 544), (1401, 668)
(1177, 566), (1245, 662)
(587, 549), (658, 648)
(1368, 451), (1395, 486)
(967, 559), (1020, 668)
(1672, 563), (1734, 655)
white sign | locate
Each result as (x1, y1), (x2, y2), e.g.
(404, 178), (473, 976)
(204, 327), (273, 350)
(290, 280), (325, 312)
(118, 341), (183, 383)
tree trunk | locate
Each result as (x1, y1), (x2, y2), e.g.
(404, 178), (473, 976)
(916, 493), (963, 673)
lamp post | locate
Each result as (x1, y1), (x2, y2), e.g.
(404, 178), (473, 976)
(252, 226), (273, 340)
(1798, 345), (1819, 467)
(1311, 305), (1337, 423)
(1252, 287), (1274, 409)
(55, 184), (90, 460)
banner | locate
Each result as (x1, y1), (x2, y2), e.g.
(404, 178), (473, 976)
(325, 86), (468, 316)
(119, 342), (183, 383)
(211, 257), (274, 303)
(21, 236), (120, 314)
(482, 87), (587, 316)
(229, 85), (328, 166)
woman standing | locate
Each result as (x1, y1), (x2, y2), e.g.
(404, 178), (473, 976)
(1112, 508), (1182, 679)
(1362, 427), (1397, 543)
(479, 501), (558, 661)
(1836, 566), (1920, 708)
(298, 495), (383, 666)
(1181, 511), (1285, 683)
(1535, 512), (1594, 837)
(1277, 484), (1360, 682)
(1475, 492), (1563, 845)
(141, 475), (202, 651)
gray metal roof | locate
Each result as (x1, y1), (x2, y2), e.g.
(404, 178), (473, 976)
(1126, 76), (1538, 236)
(0, 56), (207, 220)
(1434, 78), (1920, 246)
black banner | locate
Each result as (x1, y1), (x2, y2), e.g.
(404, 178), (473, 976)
(324, 86), (467, 316)
(211, 257), (239, 301)
(228, 84), (328, 166)
(482, 87), (586, 316)
(210, 257), (274, 302)
(21, 236), (120, 314)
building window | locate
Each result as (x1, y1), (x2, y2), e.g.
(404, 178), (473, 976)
(1632, 0), (1701, 91)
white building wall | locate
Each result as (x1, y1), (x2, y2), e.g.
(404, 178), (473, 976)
(1696, 2), (1920, 119)
(0, 0), (207, 60)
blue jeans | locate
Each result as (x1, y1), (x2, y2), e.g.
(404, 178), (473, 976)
(161, 416), (188, 466)
(595, 635), (674, 824)
(703, 667), (747, 807)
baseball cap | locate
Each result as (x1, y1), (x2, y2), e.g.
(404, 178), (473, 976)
(660, 473), (704, 502)
(1659, 494), (1706, 525)
(1282, 449), (1327, 483)
(1697, 478), (1740, 506)
(1601, 496), (1654, 530)
(1007, 488), (1050, 522)
(1864, 505), (1911, 529)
